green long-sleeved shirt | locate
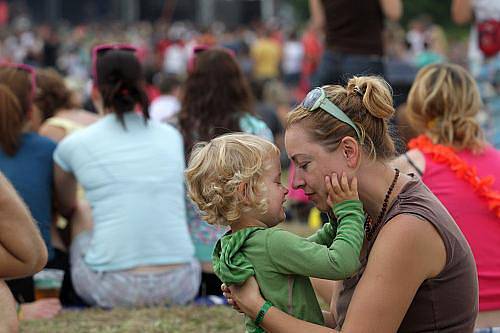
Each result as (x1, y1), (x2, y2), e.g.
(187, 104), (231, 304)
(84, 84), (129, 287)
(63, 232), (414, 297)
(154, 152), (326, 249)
(212, 200), (365, 333)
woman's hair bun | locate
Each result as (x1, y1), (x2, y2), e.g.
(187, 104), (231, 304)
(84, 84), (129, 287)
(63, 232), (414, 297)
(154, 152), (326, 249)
(347, 76), (395, 120)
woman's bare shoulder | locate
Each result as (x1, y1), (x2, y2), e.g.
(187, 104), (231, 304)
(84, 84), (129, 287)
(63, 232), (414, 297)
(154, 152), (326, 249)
(372, 213), (446, 278)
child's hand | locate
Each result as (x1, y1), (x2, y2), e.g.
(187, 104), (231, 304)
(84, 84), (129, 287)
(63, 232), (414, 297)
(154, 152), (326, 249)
(325, 172), (359, 208)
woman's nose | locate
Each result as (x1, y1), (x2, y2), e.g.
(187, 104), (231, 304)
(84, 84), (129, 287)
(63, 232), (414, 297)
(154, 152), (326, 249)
(292, 174), (305, 190)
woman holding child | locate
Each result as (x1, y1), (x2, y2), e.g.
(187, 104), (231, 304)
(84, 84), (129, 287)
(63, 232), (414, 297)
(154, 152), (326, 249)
(186, 133), (365, 332)
(223, 76), (479, 332)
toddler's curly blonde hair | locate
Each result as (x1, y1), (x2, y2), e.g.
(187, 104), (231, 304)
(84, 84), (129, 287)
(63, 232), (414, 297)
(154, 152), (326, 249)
(185, 133), (279, 226)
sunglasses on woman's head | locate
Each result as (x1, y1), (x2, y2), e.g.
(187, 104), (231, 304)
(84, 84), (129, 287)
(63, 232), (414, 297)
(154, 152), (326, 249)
(301, 87), (361, 140)
(91, 43), (138, 81)
(0, 62), (37, 100)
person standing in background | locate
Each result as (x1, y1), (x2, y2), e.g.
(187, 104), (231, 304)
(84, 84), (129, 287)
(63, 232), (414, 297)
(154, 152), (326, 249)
(149, 74), (181, 124)
(0, 0), (8, 28)
(282, 30), (304, 89)
(309, 0), (402, 86)
(452, 0), (500, 148)
(251, 28), (282, 82)
(40, 25), (59, 68)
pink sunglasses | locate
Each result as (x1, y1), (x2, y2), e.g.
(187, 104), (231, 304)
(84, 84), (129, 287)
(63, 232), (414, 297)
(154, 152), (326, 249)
(0, 62), (37, 101)
(91, 43), (138, 81)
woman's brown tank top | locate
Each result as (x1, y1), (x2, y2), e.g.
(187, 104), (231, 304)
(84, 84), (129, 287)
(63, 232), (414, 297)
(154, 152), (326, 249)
(336, 177), (478, 332)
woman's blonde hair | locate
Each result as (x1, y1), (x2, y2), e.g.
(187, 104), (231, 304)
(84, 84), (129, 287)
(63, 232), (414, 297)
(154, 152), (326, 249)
(287, 76), (397, 161)
(406, 63), (485, 152)
(185, 133), (280, 226)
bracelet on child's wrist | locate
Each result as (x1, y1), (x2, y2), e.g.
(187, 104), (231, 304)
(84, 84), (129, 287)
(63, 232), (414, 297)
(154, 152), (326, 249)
(254, 300), (272, 327)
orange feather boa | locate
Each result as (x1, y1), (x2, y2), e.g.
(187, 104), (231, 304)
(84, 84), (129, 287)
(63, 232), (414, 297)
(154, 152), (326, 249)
(408, 135), (500, 218)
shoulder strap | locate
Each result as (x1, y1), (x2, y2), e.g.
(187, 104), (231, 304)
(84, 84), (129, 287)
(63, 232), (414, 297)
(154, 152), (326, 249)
(404, 152), (423, 176)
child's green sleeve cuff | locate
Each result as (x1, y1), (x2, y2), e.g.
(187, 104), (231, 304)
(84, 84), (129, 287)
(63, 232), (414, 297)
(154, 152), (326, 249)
(332, 200), (364, 222)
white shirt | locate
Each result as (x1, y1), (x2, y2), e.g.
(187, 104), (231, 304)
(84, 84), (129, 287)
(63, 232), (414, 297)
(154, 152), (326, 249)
(54, 113), (194, 271)
(282, 41), (304, 75)
(474, 0), (500, 21)
(150, 95), (181, 123)
(163, 44), (188, 76)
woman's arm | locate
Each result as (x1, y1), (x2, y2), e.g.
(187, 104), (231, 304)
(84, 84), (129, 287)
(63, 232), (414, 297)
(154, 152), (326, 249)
(379, 0), (402, 21)
(451, 0), (473, 25)
(228, 277), (337, 333)
(0, 172), (47, 278)
(228, 214), (446, 333)
(53, 164), (77, 220)
(309, 0), (325, 32)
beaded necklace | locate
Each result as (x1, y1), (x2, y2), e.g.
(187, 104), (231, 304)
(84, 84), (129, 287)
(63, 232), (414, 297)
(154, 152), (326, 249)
(365, 168), (400, 241)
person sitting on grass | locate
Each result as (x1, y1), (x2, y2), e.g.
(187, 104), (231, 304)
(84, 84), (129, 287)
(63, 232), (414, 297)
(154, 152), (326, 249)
(0, 64), (62, 321)
(0, 171), (48, 333)
(185, 133), (365, 333)
(53, 45), (199, 308)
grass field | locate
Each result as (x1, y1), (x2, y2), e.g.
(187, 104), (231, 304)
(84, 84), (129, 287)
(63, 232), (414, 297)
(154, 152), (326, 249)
(20, 305), (245, 333)
(20, 222), (315, 333)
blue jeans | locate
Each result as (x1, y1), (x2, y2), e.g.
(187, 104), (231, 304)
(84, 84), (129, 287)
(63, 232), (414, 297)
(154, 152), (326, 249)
(475, 54), (500, 148)
(312, 50), (385, 87)
(475, 328), (500, 333)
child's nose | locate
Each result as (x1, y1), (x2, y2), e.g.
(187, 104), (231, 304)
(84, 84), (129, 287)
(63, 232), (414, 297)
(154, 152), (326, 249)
(283, 186), (289, 196)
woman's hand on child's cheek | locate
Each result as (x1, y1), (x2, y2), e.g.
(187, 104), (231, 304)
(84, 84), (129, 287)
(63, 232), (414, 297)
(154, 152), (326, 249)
(228, 277), (266, 320)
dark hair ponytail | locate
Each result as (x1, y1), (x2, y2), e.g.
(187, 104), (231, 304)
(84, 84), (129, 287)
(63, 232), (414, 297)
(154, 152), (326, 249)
(96, 50), (149, 127)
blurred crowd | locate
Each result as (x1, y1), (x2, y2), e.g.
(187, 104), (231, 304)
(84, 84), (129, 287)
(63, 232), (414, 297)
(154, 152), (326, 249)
(0, 13), (459, 101)
(0, 0), (499, 332)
